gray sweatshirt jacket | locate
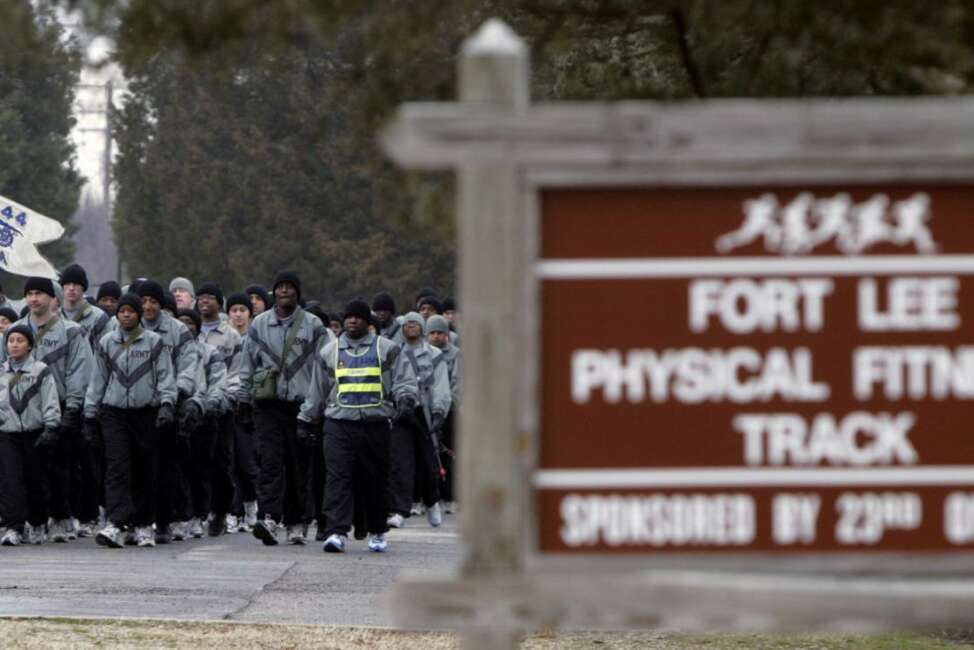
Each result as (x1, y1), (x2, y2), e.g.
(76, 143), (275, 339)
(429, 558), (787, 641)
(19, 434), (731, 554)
(401, 341), (452, 428)
(63, 302), (110, 349)
(299, 331), (419, 423)
(0, 358), (61, 432)
(190, 340), (228, 416)
(199, 319), (241, 407)
(238, 307), (331, 405)
(142, 313), (198, 400)
(1, 315), (91, 411)
(84, 326), (177, 417)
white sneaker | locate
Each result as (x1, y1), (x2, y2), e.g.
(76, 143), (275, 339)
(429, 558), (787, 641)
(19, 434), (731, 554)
(367, 533), (388, 552)
(427, 502), (442, 527)
(188, 517), (204, 539)
(77, 521), (96, 538)
(386, 513), (405, 529)
(322, 533), (346, 553)
(443, 501), (457, 514)
(136, 526), (155, 547)
(27, 524), (46, 545)
(1, 529), (22, 546)
(225, 514), (239, 534)
(287, 525), (306, 545)
(50, 519), (69, 543)
(95, 524), (123, 548)
(169, 521), (187, 541)
(243, 501), (258, 528)
(410, 502), (425, 516)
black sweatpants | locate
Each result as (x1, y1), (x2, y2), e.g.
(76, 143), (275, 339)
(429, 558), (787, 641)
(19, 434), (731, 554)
(322, 419), (391, 538)
(101, 406), (159, 528)
(439, 410), (456, 503)
(231, 413), (259, 515)
(211, 412), (236, 518)
(389, 419), (440, 517)
(0, 430), (50, 533)
(255, 400), (310, 526)
(47, 403), (72, 520)
(187, 416), (217, 519)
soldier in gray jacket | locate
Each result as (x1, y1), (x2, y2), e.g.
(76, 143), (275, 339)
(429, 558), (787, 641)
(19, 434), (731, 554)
(0, 325), (61, 546)
(238, 271), (330, 546)
(386, 312), (452, 530)
(426, 314), (461, 513)
(195, 282), (241, 536)
(5, 277), (92, 544)
(299, 299), (419, 554)
(136, 281), (199, 545)
(85, 293), (177, 548)
(59, 263), (110, 538)
(175, 308), (227, 540)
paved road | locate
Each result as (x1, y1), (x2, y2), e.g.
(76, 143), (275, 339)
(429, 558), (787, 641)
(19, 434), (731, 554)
(0, 516), (459, 626)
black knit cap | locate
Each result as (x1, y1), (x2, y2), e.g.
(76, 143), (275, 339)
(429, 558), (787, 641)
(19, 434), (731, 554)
(343, 299), (371, 323)
(162, 291), (178, 315)
(177, 307), (201, 333)
(226, 292), (253, 316)
(5, 323), (34, 350)
(0, 307), (18, 323)
(244, 284), (272, 309)
(443, 297), (456, 311)
(196, 282), (224, 307)
(97, 281), (121, 300)
(116, 292), (144, 318)
(415, 286), (437, 305)
(137, 280), (165, 305)
(372, 291), (395, 313)
(60, 264), (89, 290)
(272, 271), (301, 301)
(417, 295), (443, 314)
(23, 277), (56, 298)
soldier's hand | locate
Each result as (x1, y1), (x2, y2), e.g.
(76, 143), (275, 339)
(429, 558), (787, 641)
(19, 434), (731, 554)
(82, 417), (100, 446)
(395, 395), (418, 420)
(430, 413), (445, 433)
(296, 419), (319, 448)
(178, 400), (202, 436)
(60, 406), (81, 434)
(156, 403), (176, 430)
(35, 426), (59, 449)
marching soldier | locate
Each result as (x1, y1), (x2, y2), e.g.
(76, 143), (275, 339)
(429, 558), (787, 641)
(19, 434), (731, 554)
(298, 299), (419, 553)
(238, 271), (329, 546)
(386, 312), (451, 529)
(426, 315), (461, 513)
(0, 325), (61, 545)
(85, 293), (177, 548)
(225, 292), (259, 530)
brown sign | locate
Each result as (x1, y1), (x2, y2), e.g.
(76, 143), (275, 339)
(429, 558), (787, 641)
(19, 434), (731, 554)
(537, 185), (974, 553)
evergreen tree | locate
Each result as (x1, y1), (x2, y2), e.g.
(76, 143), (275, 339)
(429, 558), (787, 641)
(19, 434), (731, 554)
(0, 0), (83, 292)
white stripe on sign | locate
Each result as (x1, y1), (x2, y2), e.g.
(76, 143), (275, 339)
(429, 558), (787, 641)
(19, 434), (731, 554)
(536, 255), (974, 279)
(533, 466), (974, 489)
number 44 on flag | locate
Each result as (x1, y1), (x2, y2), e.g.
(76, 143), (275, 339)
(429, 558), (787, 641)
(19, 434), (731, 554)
(0, 195), (66, 279)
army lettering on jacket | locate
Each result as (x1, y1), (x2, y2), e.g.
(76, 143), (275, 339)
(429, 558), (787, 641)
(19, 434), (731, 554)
(63, 302), (110, 348)
(190, 340), (227, 416)
(142, 313), (198, 400)
(298, 331), (419, 424)
(401, 341), (452, 428)
(199, 320), (241, 408)
(84, 327), (177, 417)
(238, 307), (332, 405)
(0, 358), (61, 433)
(436, 342), (462, 408)
(1, 316), (91, 411)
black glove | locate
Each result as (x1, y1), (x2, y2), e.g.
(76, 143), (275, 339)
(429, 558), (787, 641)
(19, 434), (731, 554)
(236, 401), (254, 429)
(177, 387), (192, 404)
(395, 395), (418, 420)
(430, 413), (445, 433)
(82, 417), (100, 446)
(60, 406), (81, 435)
(296, 419), (319, 448)
(35, 426), (58, 449)
(156, 403), (176, 430)
(178, 400), (203, 437)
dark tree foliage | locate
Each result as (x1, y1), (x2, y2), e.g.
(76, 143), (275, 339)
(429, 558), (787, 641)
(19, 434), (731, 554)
(0, 0), (83, 293)
(55, 0), (974, 304)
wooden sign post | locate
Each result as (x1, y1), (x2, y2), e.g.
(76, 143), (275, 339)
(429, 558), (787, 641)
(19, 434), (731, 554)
(383, 18), (974, 648)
